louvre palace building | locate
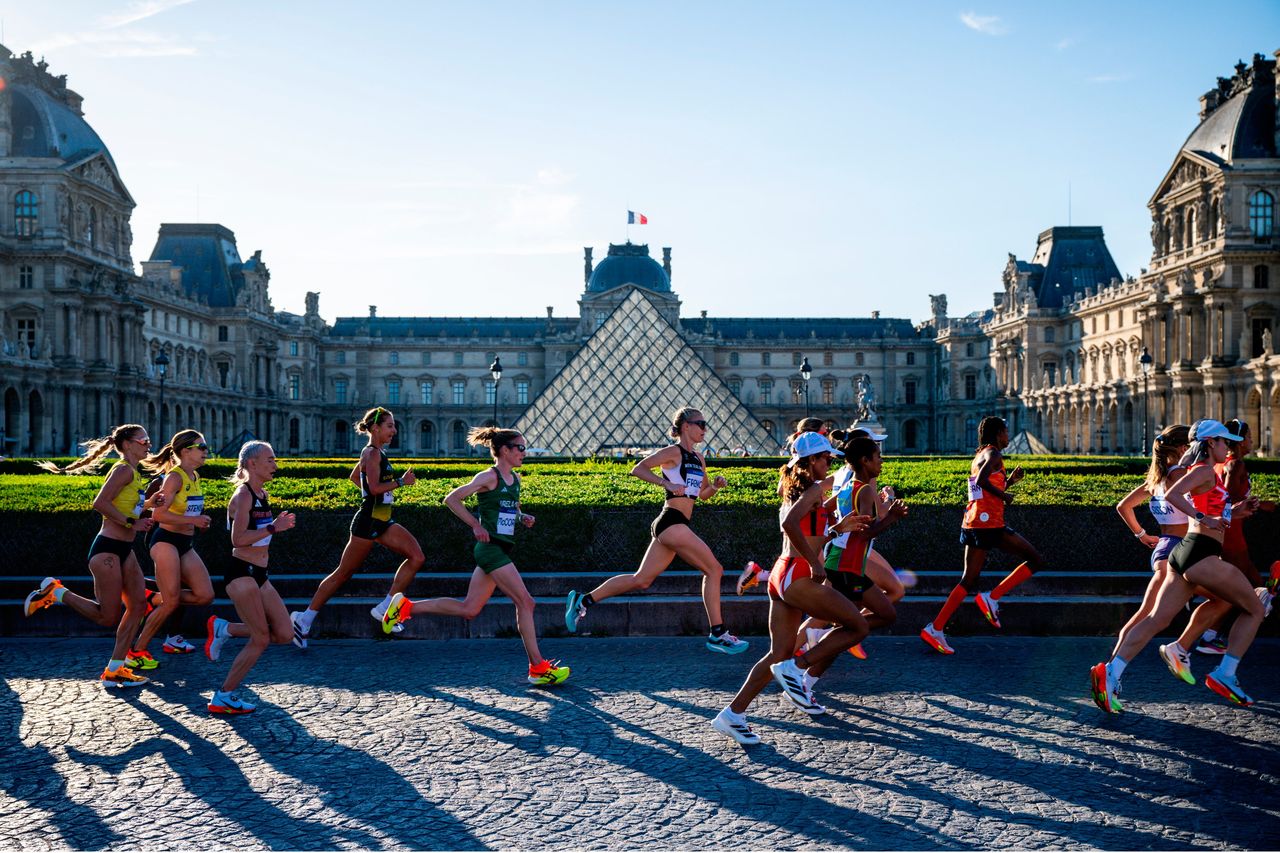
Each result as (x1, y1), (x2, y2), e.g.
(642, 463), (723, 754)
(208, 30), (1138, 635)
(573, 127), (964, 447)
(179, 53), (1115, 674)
(1, 44), (1278, 458)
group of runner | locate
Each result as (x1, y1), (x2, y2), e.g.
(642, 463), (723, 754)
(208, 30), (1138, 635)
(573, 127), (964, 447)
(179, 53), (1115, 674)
(21, 405), (1275, 730)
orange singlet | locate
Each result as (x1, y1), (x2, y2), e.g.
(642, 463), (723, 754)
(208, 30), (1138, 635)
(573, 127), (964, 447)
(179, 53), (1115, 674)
(962, 447), (1006, 529)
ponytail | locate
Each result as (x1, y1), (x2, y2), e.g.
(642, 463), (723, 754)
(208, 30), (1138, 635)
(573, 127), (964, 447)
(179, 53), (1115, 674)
(778, 455), (824, 503)
(977, 416), (1005, 451)
(468, 426), (522, 460)
(1145, 424), (1190, 492)
(36, 424), (145, 475)
(141, 429), (204, 475)
(670, 406), (702, 439)
(356, 407), (392, 435)
(228, 440), (272, 485)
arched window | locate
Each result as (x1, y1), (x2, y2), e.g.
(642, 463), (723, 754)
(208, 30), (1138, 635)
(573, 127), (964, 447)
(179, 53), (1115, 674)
(289, 418), (300, 450)
(964, 417), (977, 448)
(14, 191), (38, 237)
(452, 420), (467, 451)
(1255, 265), (1270, 289)
(335, 420), (350, 452)
(420, 420), (435, 452)
(87, 206), (97, 247)
(1249, 190), (1275, 238)
(904, 419), (919, 450)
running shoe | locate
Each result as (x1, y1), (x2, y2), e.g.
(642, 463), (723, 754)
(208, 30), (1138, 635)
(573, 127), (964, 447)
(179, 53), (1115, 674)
(124, 649), (158, 670)
(779, 690), (827, 716)
(1195, 635), (1228, 655)
(382, 593), (411, 635)
(805, 626), (832, 650)
(1256, 587), (1274, 619)
(1089, 662), (1121, 713)
(204, 616), (230, 662)
(736, 561), (763, 595)
(848, 642), (868, 660)
(1158, 643), (1196, 685)
(528, 659), (570, 686)
(289, 611), (309, 649)
(208, 690), (256, 714)
(706, 632), (749, 654)
(22, 577), (62, 616)
(162, 635), (196, 654)
(1267, 560), (1280, 594)
(975, 591), (1001, 629)
(100, 666), (149, 688)
(1205, 669), (1254, 706)
(711, 709), (761, 745)
(565, 590), (587, 633)
(136, 590), (158, 636)
(371, 604), (404, 634)
(769, 658), (820, 713)
(919, 624), (954, 655)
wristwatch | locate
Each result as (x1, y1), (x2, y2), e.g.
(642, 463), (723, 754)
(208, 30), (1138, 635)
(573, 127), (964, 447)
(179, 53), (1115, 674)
(266, 524), (277, 535)
(1194, 512), (1206, 521)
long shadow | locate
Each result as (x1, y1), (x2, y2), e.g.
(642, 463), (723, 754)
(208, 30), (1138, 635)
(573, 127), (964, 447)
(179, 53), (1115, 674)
(0, 669), (121, 850)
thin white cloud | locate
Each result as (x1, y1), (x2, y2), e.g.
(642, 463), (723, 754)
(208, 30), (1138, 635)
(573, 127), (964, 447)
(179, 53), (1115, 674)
(29, 29), (200, 58)
(1056, 37), (1075, 51)
(960, 11), (1008, 36)
(1089, 72), (1133, 83)
(99, 0), (198, 29)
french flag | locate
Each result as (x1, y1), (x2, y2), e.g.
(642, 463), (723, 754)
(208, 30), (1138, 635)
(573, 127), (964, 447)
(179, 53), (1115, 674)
(627, 210), (648, 225)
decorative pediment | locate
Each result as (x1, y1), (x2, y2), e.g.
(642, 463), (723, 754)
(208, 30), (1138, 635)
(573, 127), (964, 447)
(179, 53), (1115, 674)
(66, 153), (135, 204)
(1149, 152), (1219, 205)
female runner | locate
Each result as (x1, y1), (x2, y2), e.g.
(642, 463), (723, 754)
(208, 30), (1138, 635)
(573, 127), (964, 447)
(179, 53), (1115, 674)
(1091, 419), (1263, 711)
(565, 407), (748, 654)
(921, 416), (1043, 654)
(1108, 425), (1191, 660)
(203, 441), (297, 714)
(129, 429), (215, 669)
(25, 425), (159, 687)
(383, 427), (569, 685)
(711, 432), (871, 744)
(290, 407), (423, 646)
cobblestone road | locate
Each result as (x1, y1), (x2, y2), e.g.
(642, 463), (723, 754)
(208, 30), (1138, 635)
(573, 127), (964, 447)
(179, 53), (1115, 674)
(2, 635), (1278, 850)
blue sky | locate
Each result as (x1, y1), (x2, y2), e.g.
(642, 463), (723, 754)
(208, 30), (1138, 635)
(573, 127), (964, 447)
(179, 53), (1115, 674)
(7, 1), (1278, 323)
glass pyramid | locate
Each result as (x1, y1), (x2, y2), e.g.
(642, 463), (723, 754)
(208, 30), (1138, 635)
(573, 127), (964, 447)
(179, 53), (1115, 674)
(516, 289), (776, 455)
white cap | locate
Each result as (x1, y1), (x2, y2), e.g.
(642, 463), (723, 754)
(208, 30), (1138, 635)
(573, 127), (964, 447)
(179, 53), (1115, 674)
(1190, 419), (1243, 442)
(787, 432), (843, 467)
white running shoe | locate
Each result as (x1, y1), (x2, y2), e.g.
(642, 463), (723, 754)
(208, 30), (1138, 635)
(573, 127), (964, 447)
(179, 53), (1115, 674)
(706, 631), (749, 654)
(204, 616), (230, 662)
(779, 690), (827, 716)
(1256, 587), (1274, 619)
(290, 611), (309, 649)
(711, 709), (761, 745)
(920, 623), (955, 654)
(769, 658), (822, 714)
(162, 634), (196, 654)
(371, 604), (404, 634)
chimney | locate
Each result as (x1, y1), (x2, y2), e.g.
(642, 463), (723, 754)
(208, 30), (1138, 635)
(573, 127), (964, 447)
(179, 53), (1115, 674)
(1199, 89), (1223, 120)
(662, 247), (672, 279)
(871, 310), (880, 319)
(583, 247), (593, 285)
(546, 306), (554, 318)
(368, 305), (377, 317)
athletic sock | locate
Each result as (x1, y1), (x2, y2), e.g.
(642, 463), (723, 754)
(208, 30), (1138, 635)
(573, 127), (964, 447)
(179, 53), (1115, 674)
(582, 594), (596, 608)
(53, 586), (67, 603)
(722, 706), (745, 723)
(933, 585), (967, 631)
(710, 624), (727, 638)
(376, 594), (394, 612)
(1219, 654), (1240, 677)
(1201, 628), (1218, 643)
(1107, 656), (1129, 681)
(107, 659), (125, 672)
(298, 609), (318, 629)
(990, 562), (1032, 600)
(1170, 641), (1189, 657)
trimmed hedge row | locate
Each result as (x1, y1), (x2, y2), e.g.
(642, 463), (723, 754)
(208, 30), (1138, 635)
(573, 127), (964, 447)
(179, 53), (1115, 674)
(3, 504), (1276, 577)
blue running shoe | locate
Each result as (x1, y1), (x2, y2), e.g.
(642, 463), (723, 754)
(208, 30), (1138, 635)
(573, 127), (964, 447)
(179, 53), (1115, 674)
(565, 590), (587, 633)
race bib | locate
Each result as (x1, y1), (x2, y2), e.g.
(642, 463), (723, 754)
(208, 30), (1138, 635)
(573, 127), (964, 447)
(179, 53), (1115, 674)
(382, 490), (394, 505)
(497, 507), (517, 536)
(967, 477), (984, 502)
(1222, 501), (1232, 523)
(185, 495), (205, 517)
(131, 490), (145, 518)
(256, 516), (274, 547)
(684, 471), (704, 498)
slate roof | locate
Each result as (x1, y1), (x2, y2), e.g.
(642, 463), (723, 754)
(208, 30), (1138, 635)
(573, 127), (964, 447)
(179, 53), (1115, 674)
(148, 224), (245, 308)
(586, 242), (671, 293)
(1182, 62), (1278, 164)
(1024, 227), (1122, 309)
(686, 317), (918, 340)
(329, 317), (580, 339)
(9, 83), (115, 167)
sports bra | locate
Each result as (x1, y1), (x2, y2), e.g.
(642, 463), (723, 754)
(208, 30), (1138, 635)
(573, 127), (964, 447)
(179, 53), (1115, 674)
(1188, 462), (1229, 521)
(661, 446), (704, 500)
(229, 485), (275, 548)
(1148, 485), (1189, 526)
(108, 462), (151, 523)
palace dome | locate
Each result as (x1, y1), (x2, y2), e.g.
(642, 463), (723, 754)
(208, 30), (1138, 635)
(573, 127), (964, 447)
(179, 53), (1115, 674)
(586, 242), (671, 293)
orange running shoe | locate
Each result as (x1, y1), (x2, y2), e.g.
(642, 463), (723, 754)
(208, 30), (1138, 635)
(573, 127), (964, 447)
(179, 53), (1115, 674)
(528, 659), (570, 685)
(737, 561), (763, 596)
(23, 578), (63, 616)
(1267, 560), (1280, 594)
(848, 643), (868, 660)
(100, 666), (150, 688)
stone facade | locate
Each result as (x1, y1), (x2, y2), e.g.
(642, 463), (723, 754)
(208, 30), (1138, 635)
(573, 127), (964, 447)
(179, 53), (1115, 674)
(2, 45), (1277, 457)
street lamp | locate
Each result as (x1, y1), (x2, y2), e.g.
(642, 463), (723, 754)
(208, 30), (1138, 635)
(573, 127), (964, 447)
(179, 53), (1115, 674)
(799, 356), (812, 419)
(1139, 346), (1153, 454)
(489, 355), (503, 427)
(155, 350), (170, 441)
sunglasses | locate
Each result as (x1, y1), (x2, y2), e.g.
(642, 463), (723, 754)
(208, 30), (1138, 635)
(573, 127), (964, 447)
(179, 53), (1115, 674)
(508, 444), (526, 452)
(190, 443), (210, 452)
(687, 420), (708, 429)
(132, 437), (152, 447)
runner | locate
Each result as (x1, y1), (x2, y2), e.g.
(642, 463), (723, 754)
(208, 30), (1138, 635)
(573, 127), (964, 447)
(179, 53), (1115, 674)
(382, 427), (569, 685)
(564, 407), (749, 654)
(130, 429), (215, 670)
(204, 441), (297, 714)
(921, 416), (1044, 654)
(25, 425), (159, 687)
(711, 432), (871, 745)
(800, 435), (905, 699)
(1187, 418), (1276, 653)
(289, 407), (423, 646)
(1109, 425), (1191, 658)
(1091, 419), (1263, 711)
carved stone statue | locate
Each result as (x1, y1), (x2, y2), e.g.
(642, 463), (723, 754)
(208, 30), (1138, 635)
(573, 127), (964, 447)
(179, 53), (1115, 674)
(1171, 210), (1184, 249)
(1265, 327), (1274, 357)
(1196, 199), (1210, 242)
(855, 374), (878, 422)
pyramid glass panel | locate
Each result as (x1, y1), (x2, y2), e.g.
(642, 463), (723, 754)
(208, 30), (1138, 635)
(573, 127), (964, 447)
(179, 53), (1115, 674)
(517, 289), (776, 455)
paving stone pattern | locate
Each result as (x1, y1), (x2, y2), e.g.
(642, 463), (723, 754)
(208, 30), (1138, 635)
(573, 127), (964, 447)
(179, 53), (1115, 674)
(2, 636), (1278, 850)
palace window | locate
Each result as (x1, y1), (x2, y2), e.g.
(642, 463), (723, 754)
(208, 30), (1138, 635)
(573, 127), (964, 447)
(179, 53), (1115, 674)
(290, 341), (299, 356)
(823, 352), (833, 367)
(729, 352), (739, 367)
(335, 379), (348, 404)
(517, 351), (528, 366)
(218, 325), (229, 342)
(289, 375), (300, 401)
(335, 350), (346, 365)
(906, 351), (916, 365)
(1044, 326), (1056, 343)
(965, 342), (974, 358)
(420, 381), (433, 405)
(904, 420), (919, 450)
(516, 380), (529, 405)
(855, 352), (865, 366)
(420, 421), (436, 451)
(387, 380), (401, 406)
(822, 379), (834, 405)
(389, 351), (399, 365)
(452, 380), (465, 405)
(485, 380), (496, 406)
(904, 379), (917, 405)
(964, 373), (977, 400)
(16, 318), (36, 355)
(422, 351), (432, 365)
(791, 380), (804, 403)
(759, 379), (773, 403)
(1255, 265), (1270, 289)
(762, 352), (771, 366)
(14, 191), (38, 237)
(792, 352), (803, 367)
(18, 265), (34, 289)
(454, 351), (464, 366)
(1249, 190), (1275, 238)
(730, 380), (742, 397)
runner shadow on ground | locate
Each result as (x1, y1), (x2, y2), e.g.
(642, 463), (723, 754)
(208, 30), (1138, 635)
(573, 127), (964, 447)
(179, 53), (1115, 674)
(0, 673), (121, 851)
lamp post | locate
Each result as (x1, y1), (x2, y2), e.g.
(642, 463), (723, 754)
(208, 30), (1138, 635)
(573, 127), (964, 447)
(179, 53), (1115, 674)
(799, 356), (812, 419)
(155, 350), (170, 441)
(1139, 346), (1153, 454)
(1098, 423), (1109, 457)
(489, 356), (503, 427)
